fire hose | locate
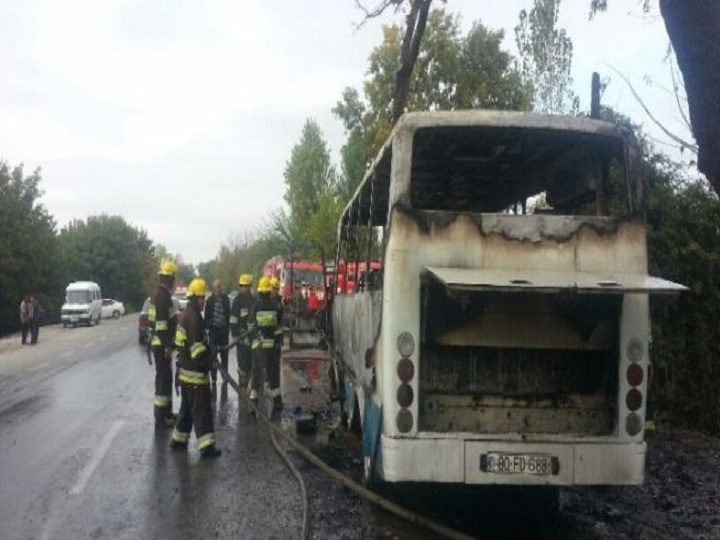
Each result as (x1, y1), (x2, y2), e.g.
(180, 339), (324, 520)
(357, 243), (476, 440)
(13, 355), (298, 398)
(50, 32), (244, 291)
(208, 337), (475, 540)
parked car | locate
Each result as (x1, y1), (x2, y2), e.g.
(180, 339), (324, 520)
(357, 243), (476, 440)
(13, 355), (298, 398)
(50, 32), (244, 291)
(138, 295), (180, 344)
(101, 298), (125, 319)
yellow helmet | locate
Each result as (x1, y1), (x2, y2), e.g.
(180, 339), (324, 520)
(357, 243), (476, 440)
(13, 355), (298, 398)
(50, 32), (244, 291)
(257, 276), (272, 293)
(158, 260), (178, 276)
(270, 277), (280, 289)
(238, 273), (252, 286)
(186, 278), (208, 298)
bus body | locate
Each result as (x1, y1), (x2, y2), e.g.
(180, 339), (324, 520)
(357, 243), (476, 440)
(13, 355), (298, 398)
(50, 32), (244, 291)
(331, 111), (685, 486)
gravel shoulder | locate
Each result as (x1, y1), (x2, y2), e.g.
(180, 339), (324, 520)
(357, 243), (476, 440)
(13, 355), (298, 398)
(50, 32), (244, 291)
(565, 428), (720, 540)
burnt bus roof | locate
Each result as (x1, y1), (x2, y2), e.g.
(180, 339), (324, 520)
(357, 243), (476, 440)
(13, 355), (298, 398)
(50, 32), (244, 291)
(340, 110), (640, 228)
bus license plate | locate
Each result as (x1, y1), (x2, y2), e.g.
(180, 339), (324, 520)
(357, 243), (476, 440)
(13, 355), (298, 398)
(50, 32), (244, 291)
(485, 453), (552, 475)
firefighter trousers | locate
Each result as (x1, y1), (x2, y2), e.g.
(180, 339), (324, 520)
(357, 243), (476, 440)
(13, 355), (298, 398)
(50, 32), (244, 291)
(236, 342), (251, 378)
(172, 384), (216, 451)
(251, 347), (280, 396)
(153, 347), (174, 423)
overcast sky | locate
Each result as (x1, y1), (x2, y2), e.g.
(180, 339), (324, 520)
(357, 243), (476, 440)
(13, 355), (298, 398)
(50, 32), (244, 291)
(1, 0), (688, 265)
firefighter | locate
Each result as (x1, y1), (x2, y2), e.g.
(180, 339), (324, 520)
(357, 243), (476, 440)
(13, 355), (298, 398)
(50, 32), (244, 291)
(149, 260), (179, 428)
(171, 278), (222, 458)
(270, 276), (284, 408)
(230, 273), (254, 383)
(249, 276), (282, 410)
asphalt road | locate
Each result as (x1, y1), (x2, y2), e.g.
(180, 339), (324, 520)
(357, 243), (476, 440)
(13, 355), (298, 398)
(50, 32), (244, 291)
(0, 318), (303, 540)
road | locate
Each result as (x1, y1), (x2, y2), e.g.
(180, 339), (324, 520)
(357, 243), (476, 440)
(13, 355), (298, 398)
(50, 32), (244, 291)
(0, 318), (303, 540)
(4, 319), (715, 540)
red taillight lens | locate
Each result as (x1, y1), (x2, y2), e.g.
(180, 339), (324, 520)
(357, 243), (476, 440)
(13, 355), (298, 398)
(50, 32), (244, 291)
(397, 383), (414, 408)
(397, 358), (414, 382)
(627, 364), (643, 387)
(626, 389), (642, 411)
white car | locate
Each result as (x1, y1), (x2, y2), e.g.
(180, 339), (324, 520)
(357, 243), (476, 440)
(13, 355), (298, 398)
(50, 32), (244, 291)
(101, 298), (125, 319)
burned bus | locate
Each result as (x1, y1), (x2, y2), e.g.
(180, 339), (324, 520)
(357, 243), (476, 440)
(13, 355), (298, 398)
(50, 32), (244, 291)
(330, 111), (685, 486)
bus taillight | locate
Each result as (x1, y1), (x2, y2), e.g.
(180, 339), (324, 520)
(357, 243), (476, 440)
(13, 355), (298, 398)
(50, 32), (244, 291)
(397, 358), (414, 382)
(627, 364), (644, 387)
(397, 384), (414, 408)
(625, 337), (644, 435)
(397, 332), (415, 357)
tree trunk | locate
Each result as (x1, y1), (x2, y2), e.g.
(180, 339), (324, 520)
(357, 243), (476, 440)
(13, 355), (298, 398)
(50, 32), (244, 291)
(392, 0), (432, 123)
(659, 0), (720, 191)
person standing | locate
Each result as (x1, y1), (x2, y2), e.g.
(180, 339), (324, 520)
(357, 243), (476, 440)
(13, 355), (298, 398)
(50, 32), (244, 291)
(171, 278), (221, 458)
(230, 273), (254, 383)
(249, 276), (282, 410)
(30, 296), (43, 345)
(270, 277), (284, 408)
(19, 295), (31, 345)
(204, 279), (231, 388)
(149, 260), (179, 428)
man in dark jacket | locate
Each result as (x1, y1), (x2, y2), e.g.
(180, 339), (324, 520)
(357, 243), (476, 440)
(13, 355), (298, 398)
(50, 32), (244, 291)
(204, 279), (231, 388)
(171, 278), (221, 458)
(149, 260), (179, 428)
(230, 273), (254, 384)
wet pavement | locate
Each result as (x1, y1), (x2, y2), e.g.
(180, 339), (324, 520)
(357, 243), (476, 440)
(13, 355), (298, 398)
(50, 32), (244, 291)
(1, 320), (718, 540)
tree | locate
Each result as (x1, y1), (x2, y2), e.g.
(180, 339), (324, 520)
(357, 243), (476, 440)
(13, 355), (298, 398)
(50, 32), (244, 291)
(283, 119), (338, 230)
(355, 0), (436, 122)
(0, 162), (60, 335)
(57, 215), (155, 311)
(600, 106), (720, 433)
(591, 1), (720, 195)
(334, 9), (531, 197)
(515, 0), (578, 114)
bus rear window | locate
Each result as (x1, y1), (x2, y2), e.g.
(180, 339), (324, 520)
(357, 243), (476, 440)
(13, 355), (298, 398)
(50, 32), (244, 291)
(410, 125), (629, 216)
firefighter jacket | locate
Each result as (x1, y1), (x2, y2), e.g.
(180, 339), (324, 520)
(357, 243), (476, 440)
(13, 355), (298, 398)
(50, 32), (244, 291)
(174, 301), (212, 386)
(230, 291), (254, 337)
(250, 294), (279, 351)
(272, 294), (284, 346)
(149, 283), (177, 349)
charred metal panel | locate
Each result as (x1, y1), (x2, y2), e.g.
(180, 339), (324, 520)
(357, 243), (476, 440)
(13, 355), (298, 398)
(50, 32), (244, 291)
(331, 291), (383, 395)
(417, 345), (617, 435)
(383, 207), (644, 438)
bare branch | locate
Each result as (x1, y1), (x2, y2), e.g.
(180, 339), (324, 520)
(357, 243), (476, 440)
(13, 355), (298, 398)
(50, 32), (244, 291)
(354, 0), (403, 28)
(669, 55), (693, 133)
(608, 64), (698, 154)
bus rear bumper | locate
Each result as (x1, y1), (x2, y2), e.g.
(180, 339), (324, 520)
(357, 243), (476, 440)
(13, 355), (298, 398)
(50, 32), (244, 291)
(380, 436), (646, 485)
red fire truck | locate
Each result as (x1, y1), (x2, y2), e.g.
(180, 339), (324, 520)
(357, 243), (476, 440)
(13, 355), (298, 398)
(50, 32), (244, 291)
(262, 256), (326, 308)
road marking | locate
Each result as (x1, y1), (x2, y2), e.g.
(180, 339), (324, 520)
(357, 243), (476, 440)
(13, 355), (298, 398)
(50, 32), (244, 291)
(82, 342), (93, 349)
(69, 420), (124, 495)
(60, 351), (74, 358)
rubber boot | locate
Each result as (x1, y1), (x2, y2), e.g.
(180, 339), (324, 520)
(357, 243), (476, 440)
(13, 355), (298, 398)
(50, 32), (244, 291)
(201, 446), (222, 459)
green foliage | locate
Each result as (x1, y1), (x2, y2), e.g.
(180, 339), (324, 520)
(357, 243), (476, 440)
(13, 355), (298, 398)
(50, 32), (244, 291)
(599, 107), (720, 433)
(57, 214), (155, 312)
(334, 9), (532, 199)
(647, 174), (720, 433)
(283, 119), (337, 229)
(0, 162), (60, 334)
(515, 0), (579, 114)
